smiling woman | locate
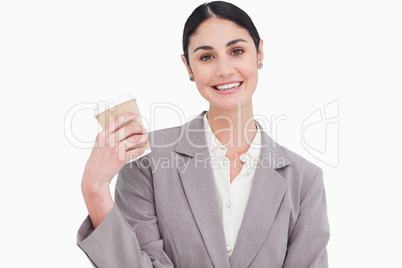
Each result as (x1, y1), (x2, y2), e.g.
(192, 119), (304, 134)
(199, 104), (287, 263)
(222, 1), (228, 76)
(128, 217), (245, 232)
(182, 17), (262, 114)
(77, 1), (330, 267)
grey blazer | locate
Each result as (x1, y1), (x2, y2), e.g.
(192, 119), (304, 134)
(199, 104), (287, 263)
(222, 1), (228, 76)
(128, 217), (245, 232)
(77, 111), (330, 268)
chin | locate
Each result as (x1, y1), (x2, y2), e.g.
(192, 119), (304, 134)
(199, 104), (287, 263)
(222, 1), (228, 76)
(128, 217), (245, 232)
(210, 98), (252, 111)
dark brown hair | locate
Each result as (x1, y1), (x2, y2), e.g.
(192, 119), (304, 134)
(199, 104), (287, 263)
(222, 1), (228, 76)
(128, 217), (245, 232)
(182, 1), (261, 64)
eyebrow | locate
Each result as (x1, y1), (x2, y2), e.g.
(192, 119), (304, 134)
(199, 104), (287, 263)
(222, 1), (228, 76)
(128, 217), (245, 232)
(193, 39), (247, 53)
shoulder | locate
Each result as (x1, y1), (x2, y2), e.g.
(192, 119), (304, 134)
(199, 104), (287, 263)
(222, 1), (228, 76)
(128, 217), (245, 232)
(275, 143), (323, 199)
(136, 124), (187, 163)
(119, 125), (184, 179)
(148, 125), (184, 148)
(281, 146), (321, 179)
(145, 111), (206, 157)
(258, 125), (322, 188)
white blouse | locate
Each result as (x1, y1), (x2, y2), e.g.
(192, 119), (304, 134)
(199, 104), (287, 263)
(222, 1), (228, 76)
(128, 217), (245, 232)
(203, 113), (261, 257)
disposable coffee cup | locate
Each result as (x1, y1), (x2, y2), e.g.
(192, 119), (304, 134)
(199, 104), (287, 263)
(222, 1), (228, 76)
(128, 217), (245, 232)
(94, 93), (151, 163)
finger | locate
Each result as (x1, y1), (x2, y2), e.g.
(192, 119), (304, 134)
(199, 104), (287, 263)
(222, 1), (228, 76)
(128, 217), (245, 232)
(106, 112), (138, 134)
(119, 133), (149, 152)
(115, 144), (145, 163)
(115, 121), (144, 142)
(125, 147), (146, 162)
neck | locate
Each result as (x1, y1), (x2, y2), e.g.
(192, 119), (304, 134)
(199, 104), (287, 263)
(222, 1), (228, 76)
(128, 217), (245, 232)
(206, 101), (257, 153)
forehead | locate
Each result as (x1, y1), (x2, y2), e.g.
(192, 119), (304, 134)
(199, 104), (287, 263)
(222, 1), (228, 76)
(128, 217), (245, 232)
(189, 18), (252, 49)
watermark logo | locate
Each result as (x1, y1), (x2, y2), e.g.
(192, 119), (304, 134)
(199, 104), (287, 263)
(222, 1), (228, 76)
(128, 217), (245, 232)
(64, 102), (97, 149)
(64, 100), (340, 168)
(301, 100), (339, 167)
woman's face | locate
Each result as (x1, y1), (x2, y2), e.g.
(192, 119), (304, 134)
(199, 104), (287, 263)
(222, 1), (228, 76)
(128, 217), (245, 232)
(182, 18), (263, 112)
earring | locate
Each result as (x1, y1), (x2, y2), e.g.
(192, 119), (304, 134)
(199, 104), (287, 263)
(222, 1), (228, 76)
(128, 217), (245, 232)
(190, 77), (194, 81)
(259, 63), (263, 68)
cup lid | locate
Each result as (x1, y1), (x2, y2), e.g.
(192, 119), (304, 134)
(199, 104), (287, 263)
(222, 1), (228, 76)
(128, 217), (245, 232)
(94, 92), (136, 117)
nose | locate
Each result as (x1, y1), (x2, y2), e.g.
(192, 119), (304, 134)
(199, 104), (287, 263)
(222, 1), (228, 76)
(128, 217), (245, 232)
(216, 56), (235, 78)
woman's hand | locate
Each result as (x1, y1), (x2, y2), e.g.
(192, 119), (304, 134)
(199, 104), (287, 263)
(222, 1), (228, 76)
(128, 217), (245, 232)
(83, 112), (148, 187)
(81, 112), (148, 228)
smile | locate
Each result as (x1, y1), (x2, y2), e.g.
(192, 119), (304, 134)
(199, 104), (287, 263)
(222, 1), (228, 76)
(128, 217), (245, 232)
(212, 82), (243, 91)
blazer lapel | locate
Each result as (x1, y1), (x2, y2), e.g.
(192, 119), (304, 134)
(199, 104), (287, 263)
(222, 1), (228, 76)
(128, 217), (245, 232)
(175, 111), (230, 268)
(229, 125), (291, 268)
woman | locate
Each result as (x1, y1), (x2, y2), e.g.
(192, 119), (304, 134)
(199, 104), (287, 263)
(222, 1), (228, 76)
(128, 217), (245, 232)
(77, 1), (330, 267)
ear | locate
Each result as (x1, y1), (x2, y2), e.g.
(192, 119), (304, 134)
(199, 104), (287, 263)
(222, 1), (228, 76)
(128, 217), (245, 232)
(257, 39), (264, 69)
(181, 54), (194, 81)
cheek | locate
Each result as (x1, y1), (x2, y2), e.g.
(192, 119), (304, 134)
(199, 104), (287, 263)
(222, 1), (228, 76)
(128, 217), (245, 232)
(193, 65), (214, 90)
(191, 68), (211, 98)
(193, 64), (210, 79)
(242, 62), (259, 85)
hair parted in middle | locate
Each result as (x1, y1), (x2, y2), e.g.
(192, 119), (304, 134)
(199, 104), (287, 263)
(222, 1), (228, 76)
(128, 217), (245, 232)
(182, 1), (261, 65)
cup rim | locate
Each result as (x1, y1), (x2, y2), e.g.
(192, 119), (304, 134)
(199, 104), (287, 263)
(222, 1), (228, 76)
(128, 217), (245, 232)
(94, 92), (136, 117)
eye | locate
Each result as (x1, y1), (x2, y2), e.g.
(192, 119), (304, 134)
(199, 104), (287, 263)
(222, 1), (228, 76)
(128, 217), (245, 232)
(200, 54), (214, 61)
(231, 49), (244, 56)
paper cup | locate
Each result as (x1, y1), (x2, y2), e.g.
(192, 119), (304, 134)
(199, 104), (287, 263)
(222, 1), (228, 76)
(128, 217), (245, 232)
(94, 93), (151, 162)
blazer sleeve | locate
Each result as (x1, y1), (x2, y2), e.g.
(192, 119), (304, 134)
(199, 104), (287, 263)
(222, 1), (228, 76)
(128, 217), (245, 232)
(77, 161), (174, 268)
(283, 168), (330, 268)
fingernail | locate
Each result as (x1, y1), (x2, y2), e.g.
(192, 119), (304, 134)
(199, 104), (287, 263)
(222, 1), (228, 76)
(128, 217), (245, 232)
(128, 112), (138, 117)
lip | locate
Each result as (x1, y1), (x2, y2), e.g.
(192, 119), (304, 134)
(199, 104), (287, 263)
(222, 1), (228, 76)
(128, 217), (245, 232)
(211, 81), (243, 95)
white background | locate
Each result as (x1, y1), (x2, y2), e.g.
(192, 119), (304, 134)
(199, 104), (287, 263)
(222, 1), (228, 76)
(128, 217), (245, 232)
(1, 0), (401, 267)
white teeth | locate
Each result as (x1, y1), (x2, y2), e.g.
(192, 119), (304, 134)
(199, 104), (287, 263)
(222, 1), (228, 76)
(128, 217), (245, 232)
(216, 82), (241, 90)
